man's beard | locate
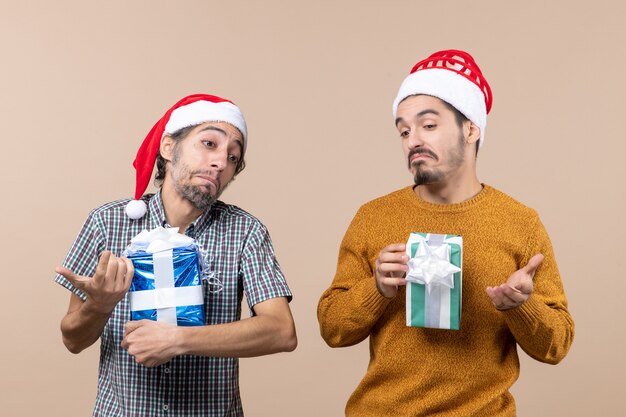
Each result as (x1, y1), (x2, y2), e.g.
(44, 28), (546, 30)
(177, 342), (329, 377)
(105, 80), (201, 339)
(413, 165), (444, 186)
(170, 150), (223, 211)
(174, 181), (218, 211)
(409, 136), (465, 186)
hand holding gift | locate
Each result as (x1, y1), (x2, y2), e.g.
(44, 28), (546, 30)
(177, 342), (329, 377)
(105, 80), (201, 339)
(121, 319), (181, 367)
(55, 251), (134, 315)
(375, 243), (409, 298)
(486, 253), (544, 310)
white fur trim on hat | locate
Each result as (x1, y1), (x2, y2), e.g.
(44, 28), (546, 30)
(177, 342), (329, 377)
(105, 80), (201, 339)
(393, 69), (487, 147)
(165, 100), (248, 150)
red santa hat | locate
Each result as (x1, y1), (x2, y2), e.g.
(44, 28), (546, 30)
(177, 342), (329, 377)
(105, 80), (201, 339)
(125, 93), (247, 219)
(392, 49), (493, 147)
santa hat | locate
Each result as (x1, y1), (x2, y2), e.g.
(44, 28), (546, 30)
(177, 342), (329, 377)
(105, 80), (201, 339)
(125, 93), (247, 219)
(392, 49), (493, 147)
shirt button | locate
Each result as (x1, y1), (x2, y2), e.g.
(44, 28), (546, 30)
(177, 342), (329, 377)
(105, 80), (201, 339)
(163, 404), (169, 411)
(164, 367), (170, 374)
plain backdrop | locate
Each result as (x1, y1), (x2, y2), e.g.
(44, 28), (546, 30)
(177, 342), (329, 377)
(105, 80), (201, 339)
(1, 1), (624, 416)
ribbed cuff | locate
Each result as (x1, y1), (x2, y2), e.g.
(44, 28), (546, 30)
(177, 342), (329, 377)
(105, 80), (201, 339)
(501, 295), (544, 331)
(355, 276), (394, 316)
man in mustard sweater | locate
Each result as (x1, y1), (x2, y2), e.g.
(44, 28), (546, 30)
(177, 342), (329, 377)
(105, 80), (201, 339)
(317, 49), (574, 416)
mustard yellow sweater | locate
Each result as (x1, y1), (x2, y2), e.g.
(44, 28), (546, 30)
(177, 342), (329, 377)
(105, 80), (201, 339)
(318, 185), (574, 416)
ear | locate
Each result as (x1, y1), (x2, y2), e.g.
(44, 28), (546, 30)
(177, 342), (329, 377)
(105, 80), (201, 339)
(160, 134), (175, 162)
(464, 121), (481, 146)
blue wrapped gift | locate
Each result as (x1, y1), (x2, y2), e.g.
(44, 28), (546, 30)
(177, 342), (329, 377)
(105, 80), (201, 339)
(126, 227), (205, 326)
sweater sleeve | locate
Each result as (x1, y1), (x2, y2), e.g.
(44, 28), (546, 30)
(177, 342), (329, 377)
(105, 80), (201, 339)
(317, 207), (393, 347)
(502, 214), (574, 364)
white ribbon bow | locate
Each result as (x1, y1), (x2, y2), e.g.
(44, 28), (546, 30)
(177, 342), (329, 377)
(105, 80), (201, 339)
(128, 226), (195, 254)
(406, 242), (461, 290)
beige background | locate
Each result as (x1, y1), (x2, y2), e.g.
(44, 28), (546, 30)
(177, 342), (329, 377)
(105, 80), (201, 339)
(1, 0), (624, 415)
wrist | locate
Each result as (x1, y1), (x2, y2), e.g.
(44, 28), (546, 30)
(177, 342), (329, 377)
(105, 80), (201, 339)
(375, 281), (397, 299)
(497, 294), (531, 311)
(82, 298), (116, 316)
(172, 326), (190, 356)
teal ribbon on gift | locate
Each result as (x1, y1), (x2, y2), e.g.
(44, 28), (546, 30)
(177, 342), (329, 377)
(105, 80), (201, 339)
(406, 233), (462, 330)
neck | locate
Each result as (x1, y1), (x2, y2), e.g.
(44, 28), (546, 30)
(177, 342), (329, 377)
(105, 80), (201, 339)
(160, 180), (203, 234)
(415, 170), (482, 205)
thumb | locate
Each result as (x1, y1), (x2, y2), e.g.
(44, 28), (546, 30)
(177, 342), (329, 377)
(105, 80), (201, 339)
(523, 253), (544, 278)
(55, 266), (88, 290)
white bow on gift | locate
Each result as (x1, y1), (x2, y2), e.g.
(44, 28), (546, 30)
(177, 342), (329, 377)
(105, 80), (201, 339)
(129, 226), (195, 254)
(406, 242), (461, 292)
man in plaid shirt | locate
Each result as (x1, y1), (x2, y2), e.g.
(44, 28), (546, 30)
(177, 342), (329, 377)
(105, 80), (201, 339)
(55, 94), (297, 416)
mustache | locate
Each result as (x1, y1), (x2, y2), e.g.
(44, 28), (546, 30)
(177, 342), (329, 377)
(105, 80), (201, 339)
(408, 147), (438, 164)
(191, 170), (221, 188)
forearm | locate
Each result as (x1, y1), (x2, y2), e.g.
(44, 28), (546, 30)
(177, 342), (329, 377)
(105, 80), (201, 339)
(60, 296), (111, 353)
(176, 313), (296, 358)
(161, 296), (296, 358)
(317, 276), (392, 348)
(503, 295), (574, 364)
(503, 217), (575, 364)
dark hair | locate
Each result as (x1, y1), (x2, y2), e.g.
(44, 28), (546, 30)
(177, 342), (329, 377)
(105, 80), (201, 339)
(154, 124), (246, 187)
(440, 100), (468, 129)
(440, 100), (479, 156)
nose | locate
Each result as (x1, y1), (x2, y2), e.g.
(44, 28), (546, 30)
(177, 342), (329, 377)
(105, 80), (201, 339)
(405, 129), (424, 150)
(210, 148), (228, 171)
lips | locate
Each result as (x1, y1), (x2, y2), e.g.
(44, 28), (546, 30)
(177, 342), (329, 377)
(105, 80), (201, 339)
(195, 175), (220, 191)
(408, 148), (438, 165)
(410, 153), (432, 163)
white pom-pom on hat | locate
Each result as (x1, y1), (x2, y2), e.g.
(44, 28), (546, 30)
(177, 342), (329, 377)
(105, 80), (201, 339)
(125, 199), (147, 220)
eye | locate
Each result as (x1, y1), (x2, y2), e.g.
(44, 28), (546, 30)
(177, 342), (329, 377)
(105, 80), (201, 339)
(399, 129), (410, 139)
(228, 154), (240, 164)
(423, 124), (436, 130)
(202, 140), (216, 148)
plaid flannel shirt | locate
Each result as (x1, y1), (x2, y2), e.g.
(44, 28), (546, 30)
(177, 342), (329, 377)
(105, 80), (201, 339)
(55, 191), (292, 417)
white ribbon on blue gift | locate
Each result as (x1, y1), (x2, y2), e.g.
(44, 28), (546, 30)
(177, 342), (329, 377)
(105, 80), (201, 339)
(128, 227), (203, 325)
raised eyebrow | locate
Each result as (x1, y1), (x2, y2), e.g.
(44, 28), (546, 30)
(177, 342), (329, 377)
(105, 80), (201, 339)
(199, 127), (244, 153)
(417, 109), (440, 118)
(395, 109), (440, 127)
(198, 126), (228, 136)
(230, 139), (244, 155)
